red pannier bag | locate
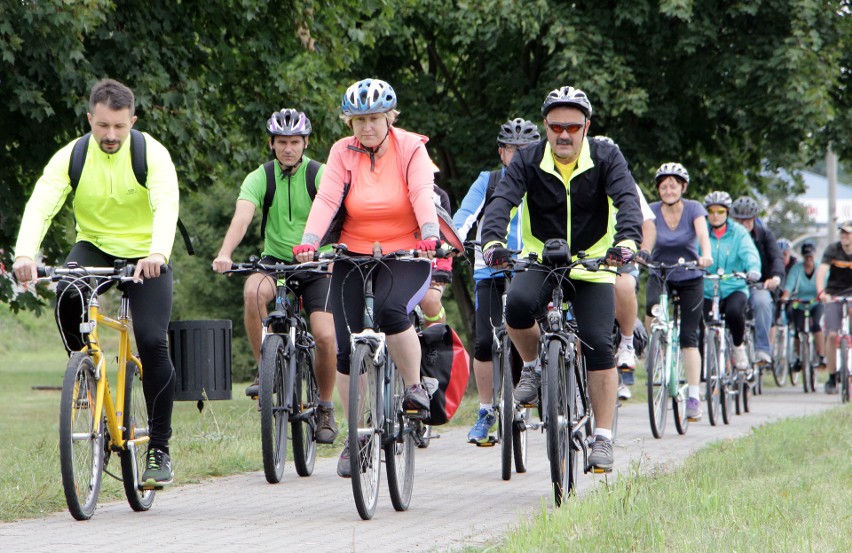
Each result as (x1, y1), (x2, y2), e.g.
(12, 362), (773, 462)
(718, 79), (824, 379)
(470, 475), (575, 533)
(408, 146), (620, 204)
(418, 323), (470, 425)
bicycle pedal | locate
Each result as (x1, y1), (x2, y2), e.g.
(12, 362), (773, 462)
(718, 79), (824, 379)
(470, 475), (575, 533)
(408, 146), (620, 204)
(139, 484), (165, 491)
(475, 440), (497, 448)
(519, 401), (538, 408)
(403, 408), (429, 419)
(591, 467), (611, 474)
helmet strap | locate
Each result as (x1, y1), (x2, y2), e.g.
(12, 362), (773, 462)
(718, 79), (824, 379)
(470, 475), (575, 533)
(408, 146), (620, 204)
(710, 220), (727, 230)
(277, 155), (304, 175)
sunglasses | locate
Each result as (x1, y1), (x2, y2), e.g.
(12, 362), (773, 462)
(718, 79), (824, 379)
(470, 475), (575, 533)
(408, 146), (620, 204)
(707, 208), (727, 215)
(545, 120), (585, 135)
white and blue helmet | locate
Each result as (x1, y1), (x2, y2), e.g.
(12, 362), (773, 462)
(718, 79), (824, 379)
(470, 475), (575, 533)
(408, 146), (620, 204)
(341, 78), (397, 116)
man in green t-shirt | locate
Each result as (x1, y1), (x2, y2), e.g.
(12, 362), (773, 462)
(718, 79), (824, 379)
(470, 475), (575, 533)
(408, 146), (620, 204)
(212, 109), (338, 443)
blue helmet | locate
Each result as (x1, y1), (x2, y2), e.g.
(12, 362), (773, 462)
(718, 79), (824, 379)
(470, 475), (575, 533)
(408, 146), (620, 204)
(341, 78), (397, 116)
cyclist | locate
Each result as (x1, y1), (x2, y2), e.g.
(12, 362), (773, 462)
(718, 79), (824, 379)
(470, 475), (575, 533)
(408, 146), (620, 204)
(778, 238), (797, 278)
(12, 79), (178, 486)
(481, 85), (644, 471)
(212, 108), (339, 444)
(700, 191), (761, 370)
(453, 117), (539, 444)
(294, 78), (439, 476)
(418, 179), (453, 327)
(594, 136), (656, 401)
(634, 163), (713, 420)
(783, 241), (825, 370)
(814, 220), (852, 394)
(730, 196), (785, 365)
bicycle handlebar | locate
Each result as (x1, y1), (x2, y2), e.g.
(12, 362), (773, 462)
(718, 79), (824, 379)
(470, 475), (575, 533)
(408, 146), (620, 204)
(36, 262), (170, 281)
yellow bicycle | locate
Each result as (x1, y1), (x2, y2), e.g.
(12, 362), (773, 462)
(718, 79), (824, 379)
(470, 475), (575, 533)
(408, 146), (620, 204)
(38, 261), (157, 520)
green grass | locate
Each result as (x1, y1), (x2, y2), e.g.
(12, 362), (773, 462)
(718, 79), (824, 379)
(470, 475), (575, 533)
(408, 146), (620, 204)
(0, 303), (480, 521)
(474, 403), (852, 553)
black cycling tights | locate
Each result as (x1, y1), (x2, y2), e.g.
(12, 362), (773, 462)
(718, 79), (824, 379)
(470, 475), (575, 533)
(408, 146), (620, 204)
(330, 256), (431, 375)
(55, 242), (175, 451)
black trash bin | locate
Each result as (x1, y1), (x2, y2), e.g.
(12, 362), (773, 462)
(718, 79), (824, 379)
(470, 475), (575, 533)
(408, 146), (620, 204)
(168, 320), (232, 401)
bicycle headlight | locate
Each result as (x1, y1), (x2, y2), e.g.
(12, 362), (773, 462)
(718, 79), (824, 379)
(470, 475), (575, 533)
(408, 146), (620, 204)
(651, 304), (665, 318)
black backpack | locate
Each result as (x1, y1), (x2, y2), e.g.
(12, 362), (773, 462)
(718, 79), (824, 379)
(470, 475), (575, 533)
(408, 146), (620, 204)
(68, 130), (195, 255)
(261, 159), (347, 246)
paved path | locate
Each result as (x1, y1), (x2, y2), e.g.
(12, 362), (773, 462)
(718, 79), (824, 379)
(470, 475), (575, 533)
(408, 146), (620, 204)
(0, 386), (840, 553)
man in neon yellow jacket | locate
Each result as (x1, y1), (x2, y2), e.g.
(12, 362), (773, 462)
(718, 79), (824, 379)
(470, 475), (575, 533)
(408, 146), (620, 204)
(13, 79), (179, 487)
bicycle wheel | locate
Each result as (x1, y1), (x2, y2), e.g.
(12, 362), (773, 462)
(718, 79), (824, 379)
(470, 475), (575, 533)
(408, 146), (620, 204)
(721, 341), (734, 425)
(645, 329), (667, 439)
(259, 334), (289, 484)
(772, 326), (788, 386)
(788, 332), (801, 385)
(497, 337), (513, 481)
(349, 343), (381, 520)
(417, 424), (432, 449)
(544, 340), (571, 506)
(385, 365), (415, 512)
(513, 406), (529, 474)
(120, 360), (155, 511)
(705, 332), (721, 426)
(291, 345), (318, 477)
(800, 334), (813, 393)
(59, 353), (105, 520)
(841, 338), (851, 403)
(672, 348), (689, 435)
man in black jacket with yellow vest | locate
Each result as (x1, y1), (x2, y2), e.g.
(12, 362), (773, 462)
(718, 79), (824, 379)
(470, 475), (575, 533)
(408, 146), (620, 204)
(481, 85), (643, 472)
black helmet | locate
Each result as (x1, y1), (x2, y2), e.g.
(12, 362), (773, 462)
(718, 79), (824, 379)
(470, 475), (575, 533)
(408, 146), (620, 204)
(497, 118), (541, 146)
(731, 196), (760, 219)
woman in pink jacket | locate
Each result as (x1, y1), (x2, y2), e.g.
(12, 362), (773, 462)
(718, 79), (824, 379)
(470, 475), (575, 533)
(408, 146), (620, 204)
(294, 78), (440, 477)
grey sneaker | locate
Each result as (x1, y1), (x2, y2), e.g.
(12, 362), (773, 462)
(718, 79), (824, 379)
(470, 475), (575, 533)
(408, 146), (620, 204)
(514, 366), (541, 404)
(316, 405), (338, 444)
(336, 437), (351, 478)
(402, 384), (431, 416)
(141, 447), (173, 487)
(686, 397), (702, 421)
(588, 436), (613, 473)
(245, 374), (259, 397)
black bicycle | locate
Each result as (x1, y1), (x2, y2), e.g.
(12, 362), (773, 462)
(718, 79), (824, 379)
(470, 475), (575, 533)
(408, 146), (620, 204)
(507, 244), (613, 506)
(226, 258), (329, 483)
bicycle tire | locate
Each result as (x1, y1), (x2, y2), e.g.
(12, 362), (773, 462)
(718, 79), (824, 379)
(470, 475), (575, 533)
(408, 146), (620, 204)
(498, 337), (513, 481)
(349, 343), (381, 520)
(645, 329), (667, 439)
(672, 347), (689, 435)
(841, 338), (851, 403)
(59, 353), (104, 520)
(385, 364), (415, 512)
(772, 326), (788, 386)
(801, 334), (813, 393)
(417, 425), (432, 449)
(292, 345), (318, 477)
(570, 344), (588, 495)
(705, 332), (721, 427)
(120, 360), (155, 511)
(544, 340), (571, 507)
(721, 338), (734, 425)
(259, 334), (289, 484)
(512, 405), (529, 474)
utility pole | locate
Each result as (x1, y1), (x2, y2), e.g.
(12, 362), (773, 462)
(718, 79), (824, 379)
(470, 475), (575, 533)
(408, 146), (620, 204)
(827, 145), (838, 243)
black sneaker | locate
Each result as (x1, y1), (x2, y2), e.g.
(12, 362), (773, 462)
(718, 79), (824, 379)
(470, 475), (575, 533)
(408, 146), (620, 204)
(245, 374), (260, 397)
(315, 405), (338, 444)
(141, 447), (173, 487)
(825, 374), (839, 395)
(514, 366), (541, 404)
(588, 436), (613, 473)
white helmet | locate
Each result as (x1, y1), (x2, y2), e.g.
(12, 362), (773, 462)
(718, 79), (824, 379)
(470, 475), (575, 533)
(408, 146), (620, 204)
(541, 86), (593, 118)
(655, 162), (690, 186)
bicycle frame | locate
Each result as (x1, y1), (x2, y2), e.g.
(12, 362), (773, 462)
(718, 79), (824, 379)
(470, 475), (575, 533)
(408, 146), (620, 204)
(649, 282), (683, 398)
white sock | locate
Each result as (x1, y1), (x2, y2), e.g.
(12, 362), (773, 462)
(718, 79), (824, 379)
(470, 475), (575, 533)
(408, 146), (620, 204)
(688, 386), (700, 399)
(620, 334), (634, 349)
(523, 359), (537, 369)
(480, 403), (493, 412)
(596, 428), (613, 441)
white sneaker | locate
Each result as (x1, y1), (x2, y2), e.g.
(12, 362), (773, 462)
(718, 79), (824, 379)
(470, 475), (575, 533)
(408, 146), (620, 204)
(733, 345), (749, 370)
(616, 344), (636, 369)
(755, 350), (772, 364)
(617, 384), (632, 400)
